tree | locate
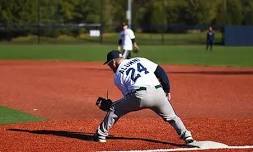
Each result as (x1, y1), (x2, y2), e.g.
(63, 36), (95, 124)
(226, 0), (243, 25)
(0, 0), (37, 24)
(58, 0), (100, 23)
(241, 0), (253, 25)
(169, 0), (218, 25)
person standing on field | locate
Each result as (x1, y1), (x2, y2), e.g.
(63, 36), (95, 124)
(206, 26), (215, 51)
(118, 22), (139, 59)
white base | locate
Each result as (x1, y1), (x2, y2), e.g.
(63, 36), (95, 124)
(187, 140), (228, 149)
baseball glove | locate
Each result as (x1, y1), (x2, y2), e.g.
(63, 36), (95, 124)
(96, 97), (113, 112)
(133, 45), (140, 53)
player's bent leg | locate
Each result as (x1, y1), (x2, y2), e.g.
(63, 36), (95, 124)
(151, 93), (194, 143)
(122, 50), (131, 59)
(127, 51), (131, 59)
(167, 117), (194, 143)
(153, 107), (194, 143)
(96, 107), (119, 142)
(152, 106), (187, 135)
(96, 95), (141, 142)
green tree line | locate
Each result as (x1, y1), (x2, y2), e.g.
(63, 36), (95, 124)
(0, 0), (253, 34)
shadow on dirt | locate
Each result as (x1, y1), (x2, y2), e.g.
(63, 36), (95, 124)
(8, 128), (185, 147)
(8, 128), (95, 141)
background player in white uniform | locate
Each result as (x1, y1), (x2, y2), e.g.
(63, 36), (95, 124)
(118, 22), (139, 59)
(94, 50), (194, 144)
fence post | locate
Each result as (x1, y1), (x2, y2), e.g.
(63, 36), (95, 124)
(37, 0), (40, 44)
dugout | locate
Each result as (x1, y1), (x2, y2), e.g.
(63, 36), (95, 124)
(224, 25), (253, 46)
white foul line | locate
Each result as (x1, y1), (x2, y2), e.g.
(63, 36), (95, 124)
(99, 145), (253, 152)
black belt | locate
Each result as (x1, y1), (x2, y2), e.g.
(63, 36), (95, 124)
(135, 85), (161, 92)
(155, 85), (162, 89)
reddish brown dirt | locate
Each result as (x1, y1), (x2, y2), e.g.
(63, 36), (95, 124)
(0, 61), (252, 152)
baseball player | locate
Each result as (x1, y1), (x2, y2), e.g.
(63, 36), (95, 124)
(118, 22), (139, 59)
(206, 26), (215, 51)
(94, 50), (195, 145)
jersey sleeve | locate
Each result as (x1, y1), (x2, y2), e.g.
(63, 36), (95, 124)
(128, 29), (135, 39)
(154, 65), (170, 93)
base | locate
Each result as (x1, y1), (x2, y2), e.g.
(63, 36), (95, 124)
(187, 140), (228, 149)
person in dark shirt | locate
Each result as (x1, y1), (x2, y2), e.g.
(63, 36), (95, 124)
(206, 26), (215, 51)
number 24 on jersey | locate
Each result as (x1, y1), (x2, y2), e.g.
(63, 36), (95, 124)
(126, 63), (149, 82)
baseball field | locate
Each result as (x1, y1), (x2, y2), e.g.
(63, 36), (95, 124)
(0, 44), (253, 151)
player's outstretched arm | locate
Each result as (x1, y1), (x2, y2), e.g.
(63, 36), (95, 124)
(154, 65), (170, 96)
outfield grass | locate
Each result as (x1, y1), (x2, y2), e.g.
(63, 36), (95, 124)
(0, 44), (253, 67)
(0, 106), (43, 124)
(3, 32), (223, 45)
(0, 44), (113, 61)
(103, 32), (223, 45)
(140, 45), (253, 67)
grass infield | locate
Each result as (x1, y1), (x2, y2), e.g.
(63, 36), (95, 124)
(0, 106), (43, 124)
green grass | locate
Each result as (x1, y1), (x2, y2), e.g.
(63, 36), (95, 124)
(0, 106), (43, 124)
(0, 44), (253, 67)
(140, 45), (253, 67)
(136, 32), (222, 45)
(0, 44), (115, 61)
(3, 32), (223, 45)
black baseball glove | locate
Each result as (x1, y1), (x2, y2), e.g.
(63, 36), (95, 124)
(96, 97), (113, 112)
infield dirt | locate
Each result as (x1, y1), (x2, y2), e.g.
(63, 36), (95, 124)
(0, 61), (252, 151)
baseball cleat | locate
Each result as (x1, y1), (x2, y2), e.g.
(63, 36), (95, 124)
(96, 138), (106, 143)
(94, 134), (106, 143)
(185, 136), (195, 144)
(181, 131), (195, 144)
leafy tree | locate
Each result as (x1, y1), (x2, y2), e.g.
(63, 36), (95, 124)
(168, 0), (218, 25)
(58, 0), (100, 23)
(241, 0), (253, 25)
(226, 0), (243, 25)
(1, 0), (253, 38)
(110, 0), (126, 31)
(34, 0), (60, 24)
(150, 0), (167, 32)
(0, 0), (36, 24)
